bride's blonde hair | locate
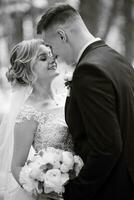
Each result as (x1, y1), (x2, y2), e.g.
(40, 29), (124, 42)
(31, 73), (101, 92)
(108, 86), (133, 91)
(6, 39), (45, 86)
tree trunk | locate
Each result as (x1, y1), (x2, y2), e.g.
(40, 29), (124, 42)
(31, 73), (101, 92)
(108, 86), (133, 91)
(8, 12), (23, 50)
(80, 0), (101, 35)
(123, 0), (133, 63)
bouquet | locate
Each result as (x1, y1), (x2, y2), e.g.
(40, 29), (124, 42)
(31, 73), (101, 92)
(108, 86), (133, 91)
(19, 147), (83, 197)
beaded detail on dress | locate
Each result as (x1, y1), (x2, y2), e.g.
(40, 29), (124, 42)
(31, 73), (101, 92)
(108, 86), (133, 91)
(16, 104), (73, 153)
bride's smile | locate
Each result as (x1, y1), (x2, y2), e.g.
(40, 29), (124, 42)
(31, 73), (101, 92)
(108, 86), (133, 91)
(31, 44), (60, 83)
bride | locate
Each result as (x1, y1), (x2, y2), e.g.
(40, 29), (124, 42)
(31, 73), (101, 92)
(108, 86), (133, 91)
(0, 39), (73, 200)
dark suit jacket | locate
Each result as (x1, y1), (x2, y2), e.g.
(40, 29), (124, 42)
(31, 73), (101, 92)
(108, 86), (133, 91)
(63, 40), (134, 200)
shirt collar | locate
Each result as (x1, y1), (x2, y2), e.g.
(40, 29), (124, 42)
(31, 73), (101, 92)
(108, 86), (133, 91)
(77, 37), (101, 63)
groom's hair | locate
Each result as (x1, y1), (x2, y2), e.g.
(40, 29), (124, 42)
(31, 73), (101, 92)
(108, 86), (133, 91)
(37, 3), (80, 34)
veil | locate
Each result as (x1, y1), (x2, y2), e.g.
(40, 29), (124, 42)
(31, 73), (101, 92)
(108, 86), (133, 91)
(0, 85), (32, 199)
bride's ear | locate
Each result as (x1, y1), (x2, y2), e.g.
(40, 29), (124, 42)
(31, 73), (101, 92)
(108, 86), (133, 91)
(56, 29), (67, 42)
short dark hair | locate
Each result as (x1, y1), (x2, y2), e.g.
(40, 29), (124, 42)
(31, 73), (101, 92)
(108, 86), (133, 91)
(37, 3), (79, 34)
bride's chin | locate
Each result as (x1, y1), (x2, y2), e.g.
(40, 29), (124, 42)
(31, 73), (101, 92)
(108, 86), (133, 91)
(50, 71), (60, 79)
(52, 70), (60, 76)
(55, 71), (60, 76)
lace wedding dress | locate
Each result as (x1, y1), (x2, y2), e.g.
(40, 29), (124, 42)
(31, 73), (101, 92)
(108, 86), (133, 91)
(10, 103), (73, 200)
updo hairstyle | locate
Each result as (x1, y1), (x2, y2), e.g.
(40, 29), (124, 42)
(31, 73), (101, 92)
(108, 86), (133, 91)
(6, 39), (45, 86)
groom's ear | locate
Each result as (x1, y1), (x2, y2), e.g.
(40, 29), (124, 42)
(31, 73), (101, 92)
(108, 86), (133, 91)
(56, 29), (67, 42)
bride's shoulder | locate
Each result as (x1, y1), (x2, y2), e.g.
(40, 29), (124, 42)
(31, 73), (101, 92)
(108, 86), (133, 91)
(16, 104), (40, 124)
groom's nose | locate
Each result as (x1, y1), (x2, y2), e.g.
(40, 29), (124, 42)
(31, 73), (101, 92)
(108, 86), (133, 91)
(49, 55), (56, 64)
(48, 45), (58, 59)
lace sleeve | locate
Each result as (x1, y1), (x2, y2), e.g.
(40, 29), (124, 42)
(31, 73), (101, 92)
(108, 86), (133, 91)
(15, 105), (40, 124)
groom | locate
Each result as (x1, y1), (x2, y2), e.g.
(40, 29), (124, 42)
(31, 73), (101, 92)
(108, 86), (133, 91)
(37, 3), (134, 200)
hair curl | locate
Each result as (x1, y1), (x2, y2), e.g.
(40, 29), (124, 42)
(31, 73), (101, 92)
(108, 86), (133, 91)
(6, 39), (45, 86)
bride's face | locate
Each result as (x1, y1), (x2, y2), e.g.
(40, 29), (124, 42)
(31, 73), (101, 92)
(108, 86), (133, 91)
(31, 44), (59, 82)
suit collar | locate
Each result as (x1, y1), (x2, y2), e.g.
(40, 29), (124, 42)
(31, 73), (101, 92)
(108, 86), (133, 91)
(77, 40), (106, 66)
(76, 38), (101, 63)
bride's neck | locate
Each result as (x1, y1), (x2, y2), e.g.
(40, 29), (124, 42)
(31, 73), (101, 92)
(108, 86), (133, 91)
(31, 81), (55, 102)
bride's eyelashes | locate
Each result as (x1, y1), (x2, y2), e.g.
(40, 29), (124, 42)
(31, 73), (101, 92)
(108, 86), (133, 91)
(38, 53), (47, 61)
(38, 52), (53, 62)
(40, 56), (47, 61)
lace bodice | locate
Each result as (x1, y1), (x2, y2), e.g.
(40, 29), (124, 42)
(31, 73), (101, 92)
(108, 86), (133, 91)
(15, 104), (73, 153)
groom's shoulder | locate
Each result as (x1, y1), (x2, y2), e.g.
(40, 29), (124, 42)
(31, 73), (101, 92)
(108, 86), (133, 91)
(73, 61), (109, 86)
(73, 46), (114, 83)
(75, 49), (107, 77)
(78, 44), (110, 67)
(75, 41), (127, 78)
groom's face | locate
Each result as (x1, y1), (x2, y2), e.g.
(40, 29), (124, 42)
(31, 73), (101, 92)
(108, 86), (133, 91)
(42, 29), (75, 66)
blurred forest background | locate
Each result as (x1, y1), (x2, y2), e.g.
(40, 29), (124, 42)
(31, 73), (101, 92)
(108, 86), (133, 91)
(0, 0), (134, 119)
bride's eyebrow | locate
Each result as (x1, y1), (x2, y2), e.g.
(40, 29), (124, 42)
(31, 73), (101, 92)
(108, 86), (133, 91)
(38, 52), (47, 57)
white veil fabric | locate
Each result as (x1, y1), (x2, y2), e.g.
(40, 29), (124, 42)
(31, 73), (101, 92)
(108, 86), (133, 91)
(0, 85), (32, 199)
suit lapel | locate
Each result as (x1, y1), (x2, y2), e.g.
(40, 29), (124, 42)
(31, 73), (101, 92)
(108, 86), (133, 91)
(65, 40), (107, 124)
(77, 40), (106, 67)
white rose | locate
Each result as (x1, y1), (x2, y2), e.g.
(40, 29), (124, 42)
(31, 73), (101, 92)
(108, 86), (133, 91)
(46, 147), (63, 161)
(74, 155), (84, 176)
(19, 165), (37, 193)
(19, 165), (31, 185)
(61, 173), (69, 185)
(23, 180), (38, 194)
(42, 151), (55, 165)
(47, 147), (62, 159)
(44, 169), (64, 194)
(42, 147), (63, 169)
(62, 151), (74, 171)
(60, 164), (70, 173)
(29, 164), (44, 182)
(30, 155), (44, 166)
(44, 185), (54, 194)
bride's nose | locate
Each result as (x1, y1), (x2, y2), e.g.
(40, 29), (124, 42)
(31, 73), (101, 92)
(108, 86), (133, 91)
(49, 54), (57, 63)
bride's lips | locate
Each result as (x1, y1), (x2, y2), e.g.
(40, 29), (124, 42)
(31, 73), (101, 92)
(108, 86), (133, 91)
(48, 62), (57, 70)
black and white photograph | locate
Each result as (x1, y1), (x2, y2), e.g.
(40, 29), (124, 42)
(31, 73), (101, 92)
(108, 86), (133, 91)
(0, 0), (134, 200)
